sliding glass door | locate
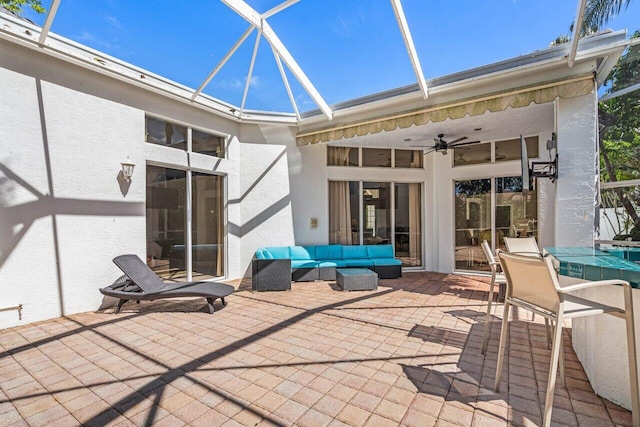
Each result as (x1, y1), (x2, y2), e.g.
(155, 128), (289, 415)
(146, 166), (225, 281)
(454, 176), (536, 272)
(329, 180), (423, 267)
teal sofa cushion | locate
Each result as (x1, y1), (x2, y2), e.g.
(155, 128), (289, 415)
(290, 245), (316, 260)
(316, 245), (343, 260)
(342, 245), (368, 259)
(318, 260), (348, 268)
(344, 259), (374, 267)
(265, 246), (290, 259)
(291, 260), (319, 269)
(255, 248), (267, 260)
(371, 258), (402, 266)
(366, 244), (394, 259)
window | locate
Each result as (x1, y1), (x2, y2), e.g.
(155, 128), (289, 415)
(452, 136), (539, 166)
(362, 148), (391, 167)
(192, 129), (225, 158)
(495, 136), (538, 162)
(327, 146), (358, 166)
(327, 147), (424, 169)
(146, 116), (187, 149)
(395, 150), (423, 168)
(145, 116), (225, 159)
(453, 143), (491, 166)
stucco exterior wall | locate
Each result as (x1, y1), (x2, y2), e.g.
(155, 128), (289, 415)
(0, 39), (297, 329)
(0, 64), (146, 328)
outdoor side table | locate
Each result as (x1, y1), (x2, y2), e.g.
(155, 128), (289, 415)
(336, 268), (378, 291)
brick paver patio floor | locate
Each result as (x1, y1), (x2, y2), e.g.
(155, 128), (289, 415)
(0, 272), (633, 426)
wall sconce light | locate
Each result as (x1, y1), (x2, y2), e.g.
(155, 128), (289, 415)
(120, 156), (136, 182)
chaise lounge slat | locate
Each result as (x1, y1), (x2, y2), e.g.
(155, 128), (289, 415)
(100, 254), (234, 314)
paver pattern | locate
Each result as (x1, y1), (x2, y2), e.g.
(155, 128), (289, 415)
(0, 272), (632, 426)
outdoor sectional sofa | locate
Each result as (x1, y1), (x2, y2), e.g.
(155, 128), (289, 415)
(252, 244), (402, 291)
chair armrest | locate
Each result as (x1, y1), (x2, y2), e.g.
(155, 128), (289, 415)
(559, 279), (631, 294)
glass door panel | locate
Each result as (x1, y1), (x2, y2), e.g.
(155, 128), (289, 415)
(495, 176), (537, 251)
(395, 183), (422, 267)
(146, 166), (187, 281)
(362, 182), (391, 245)
(455, 179), (491, 271)
(192, 173), (225, 279)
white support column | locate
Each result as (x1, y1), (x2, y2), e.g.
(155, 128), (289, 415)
(555, 89), (599, 247)
(390, 0), (428, 99)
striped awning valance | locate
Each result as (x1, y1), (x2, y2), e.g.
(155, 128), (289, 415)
(296, 75), (595, 146)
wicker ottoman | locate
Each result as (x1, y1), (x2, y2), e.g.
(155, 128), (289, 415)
(336, 268), (378, 291)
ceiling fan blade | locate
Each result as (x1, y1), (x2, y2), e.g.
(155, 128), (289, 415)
(411, 144), (436, 149)
(447, 136), (468, 145)
(422, 148), (436, 155)
(449, 140), (481, 148)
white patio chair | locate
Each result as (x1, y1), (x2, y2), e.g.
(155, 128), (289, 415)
(503, 236), (542, 257)
(480, 240), (507, 355)
(495, 251), (639, 427)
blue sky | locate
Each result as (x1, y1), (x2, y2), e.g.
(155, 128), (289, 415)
(21, 0), (640, 113)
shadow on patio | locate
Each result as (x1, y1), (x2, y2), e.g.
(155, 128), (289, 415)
(0, 272), (632, 426)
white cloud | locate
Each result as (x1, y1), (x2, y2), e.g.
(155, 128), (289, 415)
(104, 15), (123, 30)
(217, 76), (261, 91)
(75, 30), (119, 51)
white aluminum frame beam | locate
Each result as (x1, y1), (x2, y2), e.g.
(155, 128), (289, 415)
(240, 32), (261, 113)
(568, 0), (587, 67)
(599, 81), (640, 102)
(272, 47), (301, 120)
(191, 26), (254, 101)
(390, 0), (428, 99)
(38, 0), (61, 45)
(222, 0), (332, 119)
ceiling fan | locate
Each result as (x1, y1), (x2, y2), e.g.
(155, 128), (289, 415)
(411, 133), (480, 155)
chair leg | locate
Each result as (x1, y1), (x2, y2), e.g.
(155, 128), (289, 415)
(115, 299), (128, 314)
(206, 298), (215, 314)
(543, 312), (564, 427)
(495, 301), (511, 392)
(558, 327), (565, 388)
(545, 318), (552, 349)
(623, 286), (640, 427)
(481, 274), (496, 355)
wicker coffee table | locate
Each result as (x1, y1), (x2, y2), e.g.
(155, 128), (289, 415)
(336, 268), (378, 291)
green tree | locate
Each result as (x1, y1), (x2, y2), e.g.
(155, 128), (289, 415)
(599, 31), (640, 239)
(0, 0), (45, 15)
(582, 0), (635, 35)
(551, 0), (634, 44)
